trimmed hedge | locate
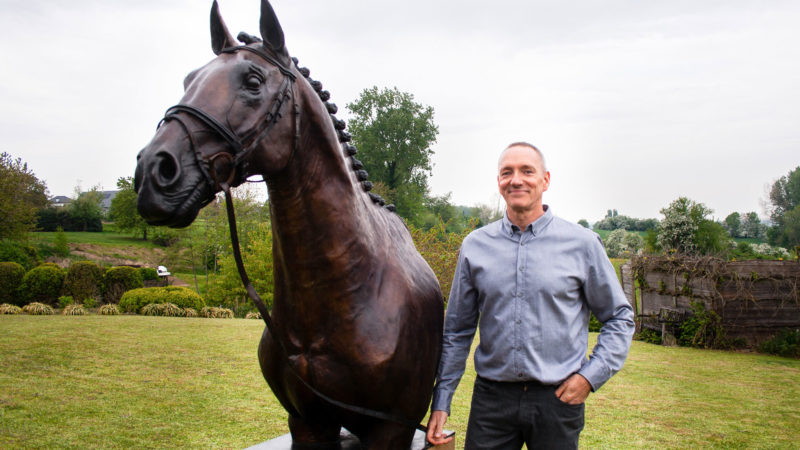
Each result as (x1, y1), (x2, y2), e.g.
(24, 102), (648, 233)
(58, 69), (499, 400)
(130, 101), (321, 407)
(20, 264), (65, 305)
(0, 261), (26, 306)
(63, 261), (104, 303)
(103, 266), (143, 304)
(119, 286), (205, 314)
(139, 267), (158, 281)
(0, 239), (40, 270)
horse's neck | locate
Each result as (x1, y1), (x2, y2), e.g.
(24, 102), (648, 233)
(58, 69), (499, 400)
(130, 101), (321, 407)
(265, 93), (372, 280)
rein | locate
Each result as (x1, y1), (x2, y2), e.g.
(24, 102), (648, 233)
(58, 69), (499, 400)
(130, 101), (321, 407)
(161, 45), (428, 434)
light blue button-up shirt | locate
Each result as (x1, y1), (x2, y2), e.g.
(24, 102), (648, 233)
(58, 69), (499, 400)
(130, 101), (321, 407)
(431, 206), (634, 414)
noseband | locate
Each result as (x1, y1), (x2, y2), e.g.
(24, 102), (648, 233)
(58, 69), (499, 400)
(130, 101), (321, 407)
(158, 45), (298, 191)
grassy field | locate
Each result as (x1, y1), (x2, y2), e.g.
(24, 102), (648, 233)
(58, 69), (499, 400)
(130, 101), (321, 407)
(1, 315), (798, 448)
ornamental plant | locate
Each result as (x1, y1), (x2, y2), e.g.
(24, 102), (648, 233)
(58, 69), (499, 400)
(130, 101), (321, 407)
(63, 261), (104, 304)
(23, 302), (54, 315)
(0, 303), (22, 314)
(119, 286), (205, 314)
(0, 261), (26, 305)
(103, 266), (143, 304)
(19, 264), (65, 305)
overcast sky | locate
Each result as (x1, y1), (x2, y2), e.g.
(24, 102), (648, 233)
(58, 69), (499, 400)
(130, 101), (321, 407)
(1, 0), (798, 223)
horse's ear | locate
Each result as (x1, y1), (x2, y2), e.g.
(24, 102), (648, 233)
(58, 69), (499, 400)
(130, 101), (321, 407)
(259, 0), (288, 57)
(210, 0), (236, 55)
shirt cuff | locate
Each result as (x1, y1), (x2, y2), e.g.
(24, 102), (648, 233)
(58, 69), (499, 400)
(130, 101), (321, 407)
(578, 359), (611, 392)
(431, 389), (454, 415)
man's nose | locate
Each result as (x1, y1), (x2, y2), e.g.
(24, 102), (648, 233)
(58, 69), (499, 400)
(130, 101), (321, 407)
(510, 171), (523, 185)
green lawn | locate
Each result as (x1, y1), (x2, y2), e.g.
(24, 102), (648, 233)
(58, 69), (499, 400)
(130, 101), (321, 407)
(1, 315), (798, 448)
(30, 229), (155, 249)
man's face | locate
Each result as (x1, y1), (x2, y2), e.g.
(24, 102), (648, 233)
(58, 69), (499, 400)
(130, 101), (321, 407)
(497, 145), (550, 214)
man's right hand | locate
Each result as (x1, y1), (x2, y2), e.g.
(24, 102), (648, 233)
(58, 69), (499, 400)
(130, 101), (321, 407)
(426, 410), (453, 446)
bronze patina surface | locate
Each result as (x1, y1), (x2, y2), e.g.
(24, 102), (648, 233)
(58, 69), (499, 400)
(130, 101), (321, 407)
(134, 1), (443, 448)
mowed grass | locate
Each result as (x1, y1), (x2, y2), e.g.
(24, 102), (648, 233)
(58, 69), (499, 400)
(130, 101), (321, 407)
(2, 316), (799, 448)
(31, 229), (156, 249)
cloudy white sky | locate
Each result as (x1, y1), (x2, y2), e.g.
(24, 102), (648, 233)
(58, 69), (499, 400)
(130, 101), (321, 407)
(1, 0), (798, 223)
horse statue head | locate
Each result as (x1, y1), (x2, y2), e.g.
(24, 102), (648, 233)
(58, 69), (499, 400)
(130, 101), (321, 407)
(135, 0), (300, 227)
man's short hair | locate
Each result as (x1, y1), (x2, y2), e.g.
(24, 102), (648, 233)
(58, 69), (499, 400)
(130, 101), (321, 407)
(498, 142), (547, 172)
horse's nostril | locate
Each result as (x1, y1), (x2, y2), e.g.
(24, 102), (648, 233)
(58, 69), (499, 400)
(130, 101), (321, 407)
(154, 151), (181, 188)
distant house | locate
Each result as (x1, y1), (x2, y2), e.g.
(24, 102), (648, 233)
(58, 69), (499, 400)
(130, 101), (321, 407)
(49, 196), (72, 208)
(100, 191), (118, 212)
(48, 190), (118, 213)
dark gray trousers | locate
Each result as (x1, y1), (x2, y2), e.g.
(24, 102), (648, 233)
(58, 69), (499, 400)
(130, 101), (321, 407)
(464, 376), (584, 450)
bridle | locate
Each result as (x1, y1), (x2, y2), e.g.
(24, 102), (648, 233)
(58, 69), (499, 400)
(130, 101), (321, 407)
(159, 45), (298, 193)
(156, 45), (428, 434)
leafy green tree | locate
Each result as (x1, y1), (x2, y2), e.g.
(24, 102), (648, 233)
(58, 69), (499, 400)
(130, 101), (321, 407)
(723, 212), (741, 237)
(346, 86), (439, 224)
(767, 166), (800, 247)
(656, 197), (729, 255)
(110, 177), (151, 240)
(67, 185), (103, 232)
(0, 152), (49, 240)
(578, 219), (590, 228)
(53, 227), (69, 257)
(740, 212), (765, 239)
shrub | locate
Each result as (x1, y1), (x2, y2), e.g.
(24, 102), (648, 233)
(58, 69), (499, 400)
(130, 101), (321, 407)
(98, 304), (120, 315)
(83, 297), (97, 308)
(139, 302), (186, 317)
(119, 286), (205, 313)
(151, 228), (180, 247)
(759, 328), (800, 358)
(62, 304), (87, 315)
(139, 267), (158, 281)
(23, 302), (54, 315)
(161, 303), (184, 317)
(183, 307), (198, 318)
(0, 261), (26, 305)
(53, 227), (70, 257)
(636, 328), (663, 345)
(200, 306), (234, 319)
(141, 303), (163, 316)
(58, 295), (74, 308)
(63, 261), (104, 304)
(103, 266), (143, 304)
(19, 264), (65, 305)
(588, 313), (602, 332)
(0, 303), (22, 315)
(677, 301), (732, 349)
(0, 239), (40, 270)
(245, 311), (262, 320)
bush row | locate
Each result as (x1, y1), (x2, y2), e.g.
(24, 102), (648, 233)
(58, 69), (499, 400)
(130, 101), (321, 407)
(0, 261), (154, 307)
(119, 286), (205, 313)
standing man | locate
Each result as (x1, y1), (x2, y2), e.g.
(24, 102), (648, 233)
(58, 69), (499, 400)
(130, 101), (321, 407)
(427, 142), (634, 449)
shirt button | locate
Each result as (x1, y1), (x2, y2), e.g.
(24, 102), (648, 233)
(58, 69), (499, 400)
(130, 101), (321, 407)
(516, 319), (521, 324)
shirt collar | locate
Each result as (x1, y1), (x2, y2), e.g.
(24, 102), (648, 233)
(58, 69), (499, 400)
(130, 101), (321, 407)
(501, 205), (553, 237)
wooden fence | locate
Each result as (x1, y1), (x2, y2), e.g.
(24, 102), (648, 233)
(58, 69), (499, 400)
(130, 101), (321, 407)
(620, 258), (800, 346)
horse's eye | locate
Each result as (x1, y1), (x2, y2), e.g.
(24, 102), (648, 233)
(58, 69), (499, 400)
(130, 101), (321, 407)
(245, 75), (262, 91)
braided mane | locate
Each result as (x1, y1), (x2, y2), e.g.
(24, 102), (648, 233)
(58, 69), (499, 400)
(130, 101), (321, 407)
(236, 31), (395, 213)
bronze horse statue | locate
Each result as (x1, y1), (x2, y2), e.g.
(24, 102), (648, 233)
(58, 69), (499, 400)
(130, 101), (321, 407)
(134, 1), (443, 448)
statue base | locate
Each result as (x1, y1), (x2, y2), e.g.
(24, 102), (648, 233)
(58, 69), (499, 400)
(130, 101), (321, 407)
(247, 429), (455, 450)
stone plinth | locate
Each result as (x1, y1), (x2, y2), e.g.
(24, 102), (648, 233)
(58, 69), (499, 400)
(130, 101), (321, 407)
(247, 429), (455, 450)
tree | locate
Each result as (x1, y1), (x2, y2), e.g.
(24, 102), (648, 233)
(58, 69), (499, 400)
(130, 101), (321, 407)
(110, 177), (151, 240)
(740, 212), (765, 239)
(604, 229), (644, 258)
(346, 86), (439, 224)
(656, 197), (729, 255)
(723, 212), (741, 237)
(0, 152), (49, 240)
(67, 184), (103, 232)
(577, 219), (590, 228)
(766, 166), (800, 247)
